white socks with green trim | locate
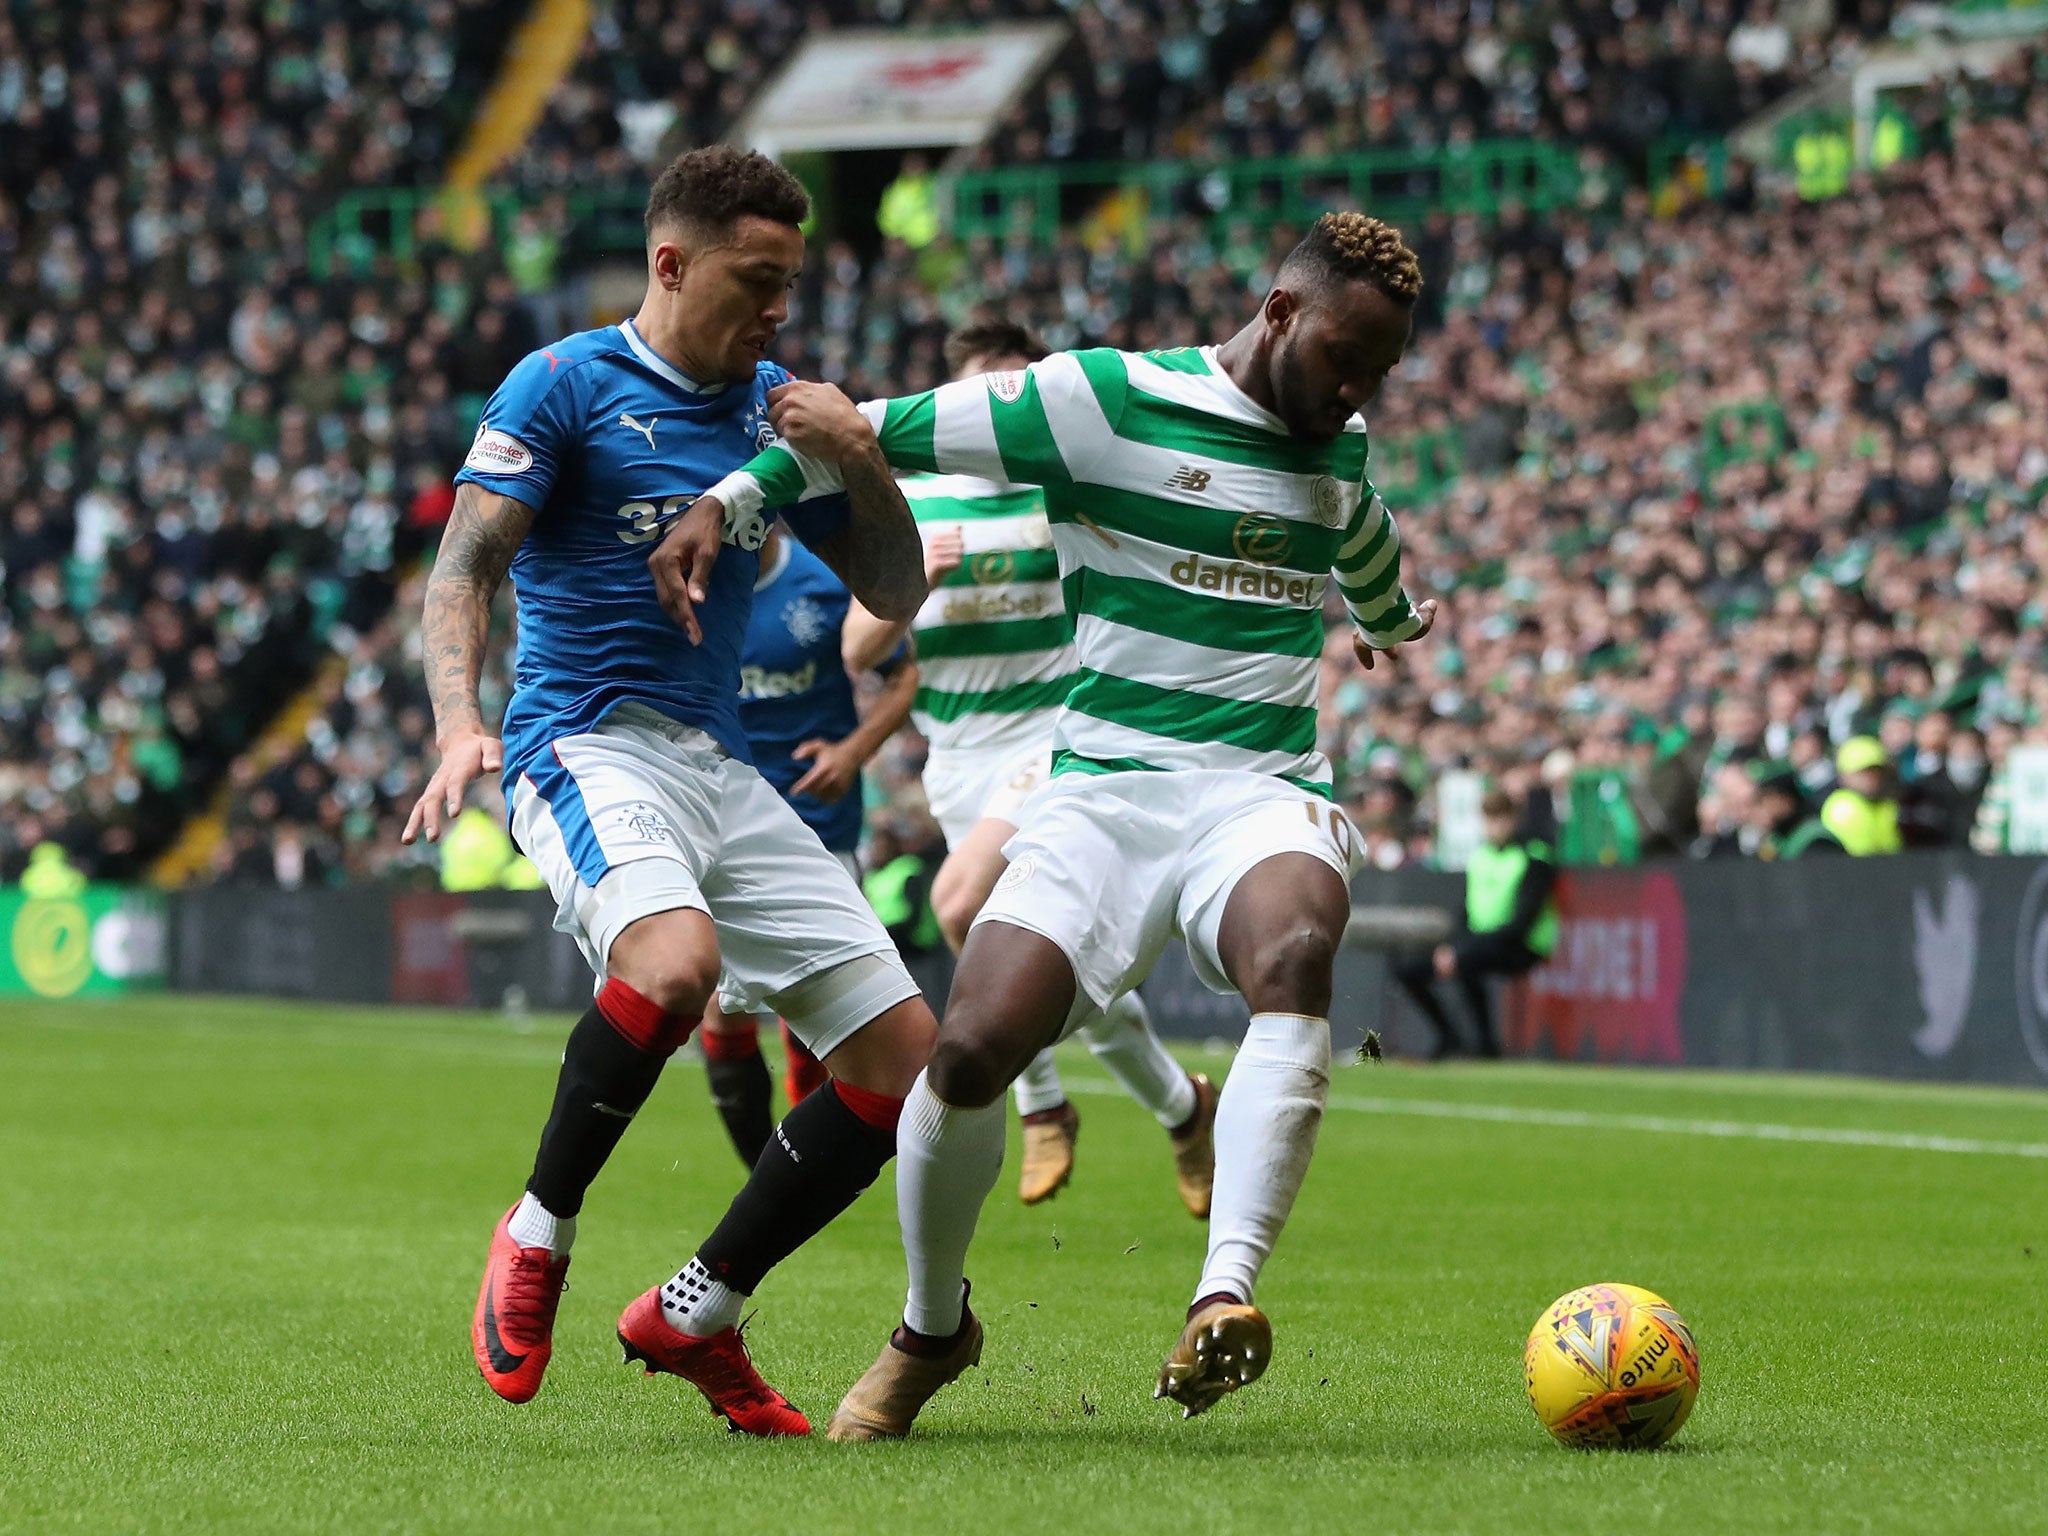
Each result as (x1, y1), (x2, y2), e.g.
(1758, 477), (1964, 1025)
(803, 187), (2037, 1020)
(1195, 1012), (1331, 1305)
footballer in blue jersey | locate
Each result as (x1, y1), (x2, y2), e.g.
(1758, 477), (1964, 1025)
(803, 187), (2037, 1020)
(703, 522), (919, 1165)
(450, 315), (841, 800)
(397, 147), (939, 1436)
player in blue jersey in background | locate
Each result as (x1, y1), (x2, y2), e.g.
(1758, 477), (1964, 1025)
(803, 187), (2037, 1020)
(703, 520), (917, 1163)
(398, 147), (934, 1436)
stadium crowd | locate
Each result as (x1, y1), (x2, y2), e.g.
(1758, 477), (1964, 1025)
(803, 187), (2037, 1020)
(0, 0), (525, 881)
(6, 0), (2043, 887)
(512, 0), (1298, 195)
(1333, 48), (2048, 866)
(1158, 0), (1903, 167)
(514, 0), (1891, 196)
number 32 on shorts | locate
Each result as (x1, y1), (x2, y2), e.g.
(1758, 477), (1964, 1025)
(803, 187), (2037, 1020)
(1304, 799), (1358, 863)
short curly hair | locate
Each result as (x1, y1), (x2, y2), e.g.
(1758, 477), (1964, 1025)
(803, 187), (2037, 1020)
(644, 145), (810, 243)
(1279, 212), (1425, 306)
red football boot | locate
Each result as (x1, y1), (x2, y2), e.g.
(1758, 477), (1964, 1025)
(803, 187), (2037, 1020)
(617, 1287), (811, 1436)
(472, 1203), (570, 1404)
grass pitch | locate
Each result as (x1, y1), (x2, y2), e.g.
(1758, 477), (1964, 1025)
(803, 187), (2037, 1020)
(4, 995), (2045, 1535)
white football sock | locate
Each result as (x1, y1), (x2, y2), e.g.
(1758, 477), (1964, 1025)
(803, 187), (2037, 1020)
(899, 1070), (1006, 1337)
(1080, 992), (1198, 1129)
(661, 1256), (744, 1337)
(1195, 1013), (1331, 1307)
(1011, 1048), (1068, 1116)
(507, 1191), (575, 1258)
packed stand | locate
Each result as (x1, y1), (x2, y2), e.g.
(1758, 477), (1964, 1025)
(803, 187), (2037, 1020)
(0, 0), (528, 881)
(507, 0), (1292, 195)
(205, 565), (520, 888)
(1174, 0), (1904, 171)
(1335, 50), (2048, 865)
(514, 0), (1894, 212)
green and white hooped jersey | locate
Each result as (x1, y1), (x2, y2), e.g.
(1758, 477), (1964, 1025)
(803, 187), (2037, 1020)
(898, 473), (1079, 755)
(707, 346), (1426, 795)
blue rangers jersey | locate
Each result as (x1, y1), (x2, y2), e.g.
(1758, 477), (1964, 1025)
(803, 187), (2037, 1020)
(739, 536), (864, 852)
(452, 319), (849, 799)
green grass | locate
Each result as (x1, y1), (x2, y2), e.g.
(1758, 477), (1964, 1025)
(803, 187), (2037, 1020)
(3, 995), (2045, 1535)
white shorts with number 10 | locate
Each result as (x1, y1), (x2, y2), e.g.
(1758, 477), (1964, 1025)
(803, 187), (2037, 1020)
(973, 767), (1363, 1023)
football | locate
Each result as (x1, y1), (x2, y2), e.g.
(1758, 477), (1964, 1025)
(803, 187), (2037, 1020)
(1524, 1283), (1700, 1449)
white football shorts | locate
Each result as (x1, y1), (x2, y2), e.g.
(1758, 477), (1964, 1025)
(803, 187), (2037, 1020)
(510, 704), (917, 1058)
(973, 767), (1364, 1025)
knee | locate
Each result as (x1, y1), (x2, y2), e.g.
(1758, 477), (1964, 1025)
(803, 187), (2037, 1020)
(1241, 922), (1341, 1012)
(628, 954), (720, 1019)
(824, 996), (935, 1099)
(608, 916), (720, 1019)
(926, 1029), (1011, 1110)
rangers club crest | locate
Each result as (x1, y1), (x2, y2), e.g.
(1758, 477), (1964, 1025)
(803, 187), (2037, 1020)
(741, 399), (779, 452)
(617, 802), (675, 848)
(782, 597), (828, 647)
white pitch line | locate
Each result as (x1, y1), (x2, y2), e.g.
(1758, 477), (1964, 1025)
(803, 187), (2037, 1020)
(1063, 1079), (2048, 1159)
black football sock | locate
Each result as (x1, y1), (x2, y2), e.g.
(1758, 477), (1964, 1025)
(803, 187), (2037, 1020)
(703, 1029), (774, 1167)
(691, 1080), (902, 1294)
(527, 978), (697, 1217)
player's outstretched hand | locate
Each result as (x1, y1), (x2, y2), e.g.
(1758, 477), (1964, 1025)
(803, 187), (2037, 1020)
(923, 526), (965, 583)
(650, 494), (725, 643)
(789, 737), (861, 803)
(402, 729), (503, 845)
(766, 381), (876, 465)
(1355, 597), (1439, 672)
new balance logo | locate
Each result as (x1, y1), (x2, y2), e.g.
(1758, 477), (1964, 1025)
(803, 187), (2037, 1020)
(620, 412), (658, 450)
(1165, 466), (1212, 493)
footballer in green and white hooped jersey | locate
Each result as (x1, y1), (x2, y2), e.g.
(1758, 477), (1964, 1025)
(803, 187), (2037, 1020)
(701, 214), (1438, 1441)
(897, 469), (1073, 836)
(852, 324), (1215, 1218)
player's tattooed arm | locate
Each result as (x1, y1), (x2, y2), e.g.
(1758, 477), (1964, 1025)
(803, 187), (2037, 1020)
(402, 483), (536, 845)
(765, 381), (927, 622)
(421, 483), (534, 738)
(816, 446), (928, 623)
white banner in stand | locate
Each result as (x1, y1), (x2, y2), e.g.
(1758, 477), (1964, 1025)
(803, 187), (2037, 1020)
(1434, 769), (1487, 871)
(738, 24), (1068, 155)
(2005, 744), (2048, 854)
